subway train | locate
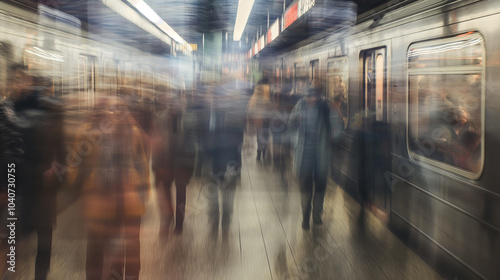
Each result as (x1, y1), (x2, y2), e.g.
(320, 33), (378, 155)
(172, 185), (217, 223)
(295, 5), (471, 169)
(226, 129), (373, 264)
(258, 0), (499, 279)
(0, 2), (192, 107)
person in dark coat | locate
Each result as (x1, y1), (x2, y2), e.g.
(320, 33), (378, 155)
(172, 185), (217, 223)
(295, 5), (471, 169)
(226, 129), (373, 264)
(206, 81), (248, 236)
(152, 93), (198, 235)
(288, 84), (334, 229)
(9, 64), (65, 280)
(0, 75), (25, 277)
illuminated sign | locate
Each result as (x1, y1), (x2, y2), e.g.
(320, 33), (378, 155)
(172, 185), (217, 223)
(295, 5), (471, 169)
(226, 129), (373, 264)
(284, 2), (298, 29)
(267, 18), (280, 44)
(259, 36), (265, 51)
(298, 0), (315, 17)
(190, 44), (198, 51)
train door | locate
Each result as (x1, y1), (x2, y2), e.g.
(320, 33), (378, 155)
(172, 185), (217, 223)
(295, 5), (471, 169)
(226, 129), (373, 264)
(294, 63), (306, 95)
(78, 55), (96, 109)
(310, 59), (319, 82)
(23, 46), (64, 98)
(361, 47), (391, 222)
(102, 59), (118, 95)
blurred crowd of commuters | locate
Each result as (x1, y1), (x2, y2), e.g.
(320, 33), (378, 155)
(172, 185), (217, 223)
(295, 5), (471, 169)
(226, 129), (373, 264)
(0, 65), (347, 279)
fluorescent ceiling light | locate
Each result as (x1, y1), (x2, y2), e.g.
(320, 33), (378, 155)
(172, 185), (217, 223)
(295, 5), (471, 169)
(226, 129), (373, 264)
(126, 0), (188, 46)
(102, 0), (173, 46)
(233, 0), (255, 41)
(134, 1), (162, 24)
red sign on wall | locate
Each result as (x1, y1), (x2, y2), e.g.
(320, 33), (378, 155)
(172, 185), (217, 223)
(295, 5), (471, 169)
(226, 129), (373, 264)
(267, 18), (280, 44)
(284, 2), (298, 30)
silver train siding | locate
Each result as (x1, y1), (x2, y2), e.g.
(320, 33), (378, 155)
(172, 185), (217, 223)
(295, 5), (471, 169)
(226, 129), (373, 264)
(258, 0), (499, 279)
(0, 2), (192, 105)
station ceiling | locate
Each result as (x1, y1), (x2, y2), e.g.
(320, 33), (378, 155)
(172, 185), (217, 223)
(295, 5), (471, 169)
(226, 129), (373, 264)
(144, 0), (392, 52)
(8, 0), (396, 54)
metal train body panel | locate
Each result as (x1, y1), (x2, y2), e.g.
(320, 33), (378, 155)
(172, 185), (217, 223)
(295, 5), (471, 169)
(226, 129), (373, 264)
(0, 2), (185, 105)
(259, 0), (500, 279)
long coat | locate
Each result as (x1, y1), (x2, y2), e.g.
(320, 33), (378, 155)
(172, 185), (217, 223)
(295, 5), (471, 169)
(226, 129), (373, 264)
(288, 98), (333, 177)
(72, 117), (150, 226)
(247, 84), (272, 131)
(151, 105), (198, 186)
(13, 94), (64, 231)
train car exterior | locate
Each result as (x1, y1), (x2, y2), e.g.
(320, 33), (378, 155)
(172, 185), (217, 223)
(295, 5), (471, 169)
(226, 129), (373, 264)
(0, 2), (188, 106)
(258, 0), (499, 279)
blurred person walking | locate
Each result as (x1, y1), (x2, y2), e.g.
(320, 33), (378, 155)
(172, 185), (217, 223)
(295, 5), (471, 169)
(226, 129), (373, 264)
(3, 65), (65, 280)
(152, 92), (198, 236)
(206, 81), (248, 237)
(247, 77), (272, 161)
(269, 83), (297, 186)
(288, 82), (334, 229)
(71, 96), (149, 280)
(0, 66), (26, 277)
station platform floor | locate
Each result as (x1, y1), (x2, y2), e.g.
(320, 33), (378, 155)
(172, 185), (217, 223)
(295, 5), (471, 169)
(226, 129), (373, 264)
(6, 146), (443, 280)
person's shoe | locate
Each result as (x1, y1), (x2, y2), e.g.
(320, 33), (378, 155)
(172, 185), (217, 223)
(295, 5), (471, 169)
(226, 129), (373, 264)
(302, 220), (310, 230)
(313, 217), (323, 225)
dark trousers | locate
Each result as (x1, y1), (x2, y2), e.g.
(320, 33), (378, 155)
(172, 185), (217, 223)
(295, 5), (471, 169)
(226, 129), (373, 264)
(207, 174), (237, 231)
(159, 180), (187, 232)
(155, 159), (194, 232)
(298, 155), (327, 223)
(35, 227), (53, 280)
(208, 151), (240, 232)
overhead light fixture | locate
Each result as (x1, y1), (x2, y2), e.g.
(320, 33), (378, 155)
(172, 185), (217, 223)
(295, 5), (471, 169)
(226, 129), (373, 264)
(102, 0), (191, 51)
(102, 0), (173, 46)
(126, 0), (188, 45)
(233, 0), (255, 41)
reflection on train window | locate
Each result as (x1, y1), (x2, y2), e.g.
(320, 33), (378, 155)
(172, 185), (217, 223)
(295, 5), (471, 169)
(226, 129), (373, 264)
(141, 68), (154, 100)
(0, 43), (7, 98)
(78, 55), (96, 108)
(327, 57), (348, 127)
(363, 48), (386, 122)
(24, 46), (63, 97)
(122, 62), (140, 97)
(293, 63), (306, 95)
(310, 59), (319, 82)
(101, 60), (118, 95)
(408, 32), (484, 176)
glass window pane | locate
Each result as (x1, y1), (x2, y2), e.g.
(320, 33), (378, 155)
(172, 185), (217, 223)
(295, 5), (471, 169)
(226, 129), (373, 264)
(408, 36), (484, 68)
(408, 74), (482, 173)
(408, 32), (484, 176)
(0, 46), (7, 98)
(327, 57), (348, 127)
(375, 54), (384, 121)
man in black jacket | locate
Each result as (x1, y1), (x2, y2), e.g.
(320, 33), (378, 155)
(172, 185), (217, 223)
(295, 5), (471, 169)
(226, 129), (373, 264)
(8, 64), (65, 280)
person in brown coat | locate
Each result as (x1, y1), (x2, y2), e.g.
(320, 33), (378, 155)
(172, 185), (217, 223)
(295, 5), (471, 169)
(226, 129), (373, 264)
(71, 96), (149, 280)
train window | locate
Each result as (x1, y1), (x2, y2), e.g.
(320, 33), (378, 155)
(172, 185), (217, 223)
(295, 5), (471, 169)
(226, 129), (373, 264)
(294, 63), (306, 95)
(24, 46), (63, 97)
(327, 57), (348, 127)
(141, 68), (154, 100)
(310, 59), (319, 82)
(78, 55), (96, 108)
(0, 43), (7, 98)
(100, 60), (117, 95)
(77, 57), (87, 94)
(122, 62), (140, 97)
(407, 32), (484, 178)
(363, 48), (386, 122)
